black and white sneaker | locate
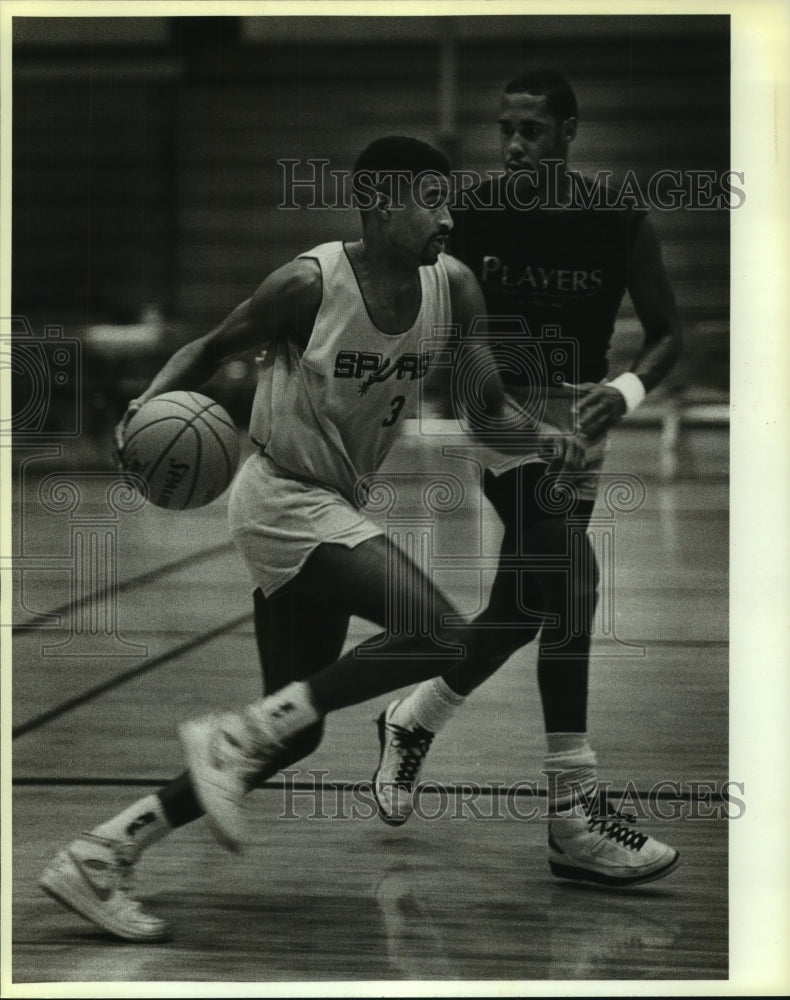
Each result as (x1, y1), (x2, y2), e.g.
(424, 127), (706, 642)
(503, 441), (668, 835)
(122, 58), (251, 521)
(548, 796), (679, 888)
(373, 701), (435, 826)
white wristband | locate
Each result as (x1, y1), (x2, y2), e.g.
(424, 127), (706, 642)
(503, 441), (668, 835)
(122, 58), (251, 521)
(607, 372), (646, 414)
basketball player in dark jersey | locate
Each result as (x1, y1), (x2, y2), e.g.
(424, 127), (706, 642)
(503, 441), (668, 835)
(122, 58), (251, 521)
(373, 70), (683, 888)
(39, 136), (587, 941)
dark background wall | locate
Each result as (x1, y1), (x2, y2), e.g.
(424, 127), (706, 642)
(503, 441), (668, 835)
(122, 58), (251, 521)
(12, 14), (730, 424)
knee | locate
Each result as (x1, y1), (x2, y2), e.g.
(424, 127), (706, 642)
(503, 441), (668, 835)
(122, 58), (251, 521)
(538, 559), (599, 640)
(545, 542), (600, 611)
(572, 545), (600, 613)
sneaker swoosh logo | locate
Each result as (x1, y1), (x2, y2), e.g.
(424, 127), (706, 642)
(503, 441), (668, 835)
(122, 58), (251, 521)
(68, 850), (113, 902)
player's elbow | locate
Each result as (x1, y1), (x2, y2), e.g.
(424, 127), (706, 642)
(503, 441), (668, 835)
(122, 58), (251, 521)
(646, 319), (683, 365)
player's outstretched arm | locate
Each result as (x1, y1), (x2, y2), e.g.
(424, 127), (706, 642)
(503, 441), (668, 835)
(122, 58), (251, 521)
(445, 256), (586, 472)
(114, 259), (322, 456)
(574, 216), (683, 441)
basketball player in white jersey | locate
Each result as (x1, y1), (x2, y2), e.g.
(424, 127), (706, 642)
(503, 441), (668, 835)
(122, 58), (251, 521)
(40, 136), (585, 941)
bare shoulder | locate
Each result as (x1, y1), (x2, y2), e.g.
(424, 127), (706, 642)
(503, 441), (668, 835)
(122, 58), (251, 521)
(249, 256), (323, 345)
(253, 256), (322, 308)
(441, 252), (476, 286)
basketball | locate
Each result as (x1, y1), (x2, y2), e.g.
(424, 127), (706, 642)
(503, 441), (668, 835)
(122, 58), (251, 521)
(121, 391), (240, 510)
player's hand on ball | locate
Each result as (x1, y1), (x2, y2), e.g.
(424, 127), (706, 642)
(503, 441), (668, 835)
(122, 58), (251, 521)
(114, 398), (144, 469)
(565, 381), (627, 440)
(118, 392), (239, 509)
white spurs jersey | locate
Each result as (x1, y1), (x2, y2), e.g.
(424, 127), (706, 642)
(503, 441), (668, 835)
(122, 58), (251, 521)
(249, 242), (451, 503)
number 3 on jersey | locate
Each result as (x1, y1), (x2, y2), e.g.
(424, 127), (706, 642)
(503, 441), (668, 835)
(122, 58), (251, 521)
(382, 394), (406, 427)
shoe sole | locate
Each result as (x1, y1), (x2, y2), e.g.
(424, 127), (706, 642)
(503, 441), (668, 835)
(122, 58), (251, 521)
(549, 849), (680, 888)
(40, 864), (171, 942)
(372, 707), (410, 828)
(372, 780), (409, 827)
(178, 720), (245, 853)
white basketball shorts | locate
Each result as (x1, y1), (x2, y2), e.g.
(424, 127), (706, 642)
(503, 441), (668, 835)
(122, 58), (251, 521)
(228, 451), (383, 597)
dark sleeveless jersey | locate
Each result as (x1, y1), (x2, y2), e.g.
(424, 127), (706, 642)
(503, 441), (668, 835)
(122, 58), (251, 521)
(451, 176), (647, 385)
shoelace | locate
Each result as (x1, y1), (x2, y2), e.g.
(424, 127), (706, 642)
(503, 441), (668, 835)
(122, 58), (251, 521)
(388, 724), (435, 785)
(586, 807), (649, 851)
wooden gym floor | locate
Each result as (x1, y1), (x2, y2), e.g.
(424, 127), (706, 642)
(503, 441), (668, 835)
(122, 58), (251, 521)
(7, 426), (732, 989)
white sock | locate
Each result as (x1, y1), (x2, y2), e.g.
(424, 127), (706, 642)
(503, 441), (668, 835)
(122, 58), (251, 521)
(544, 733), (598, 829)
(91, 794), (172, 859)
(390, 677), (465, 734)
(246, 681), (321, 745)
